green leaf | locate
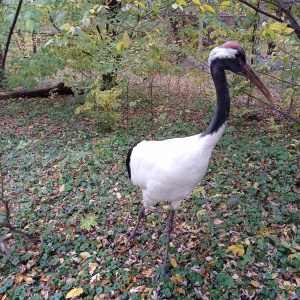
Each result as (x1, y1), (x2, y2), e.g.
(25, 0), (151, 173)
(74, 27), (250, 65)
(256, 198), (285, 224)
(75, 27), (84, 35)
(4, 279), (14, 288)
(216, 273), (235, 287)
(26, 19), (36, 32)
(59, 23), (70, 30)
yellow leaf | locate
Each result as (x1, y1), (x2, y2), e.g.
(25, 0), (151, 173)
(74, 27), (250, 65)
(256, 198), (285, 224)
(212, 193), (222, 198)
(283, 27), (294, 33)
(220, 28), (227, 37)
(199, 5), (205, 12)
(226, 244), (245, 256)
(25, 277), (34, 284)
(96, 242), (103, 248)
(203, 4), (215, 13)
(80, 251), (91, 259)
(66, 287), (84, 299)
(171, 273), (182, 282)
(193, 187), (205, 198)
(123, 31), (130, 48)
(250, 280), (259, 288)
(170, 258), (178, 268)
(41, 277), (49, 282)
(14, 274), (23, 284)
(192, 0), (200, 4)
(208, 259), (218, 266)
(196, 209), (207, 217)
(283, 281), (291, 287)
(259, 227), (273, 234)
(269, 23), (282, 31)
(116, 41), (124, 52)
(134, 1), (145, 9)
(221, 1), (231, 7)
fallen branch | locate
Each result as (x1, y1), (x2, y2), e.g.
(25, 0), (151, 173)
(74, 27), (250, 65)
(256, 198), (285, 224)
(0, 82), (74, 101)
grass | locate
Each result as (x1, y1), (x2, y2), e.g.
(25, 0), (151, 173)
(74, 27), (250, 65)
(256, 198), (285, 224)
(0, 95), (299, 300)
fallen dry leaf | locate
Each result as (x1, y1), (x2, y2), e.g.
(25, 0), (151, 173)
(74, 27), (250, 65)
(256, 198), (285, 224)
(250, 280), (259, 288)
(94, 294), (107, 299)
(89, 262), (99, 274)
(66, 287), (83, 299)
(140, 268), (155, 278)
(196, 209), (207, 217)
(171, 274), (182, 282)
(80, 251), (91, 259)
(175, 286), (186, 294)
(24, 277), (34, 284)
(129, 285), (146, 293)
(14, 274), (23, 284)
(59, 184), (65, 193)
(170, 258), (178, 268)
(226, 244), (245, 256)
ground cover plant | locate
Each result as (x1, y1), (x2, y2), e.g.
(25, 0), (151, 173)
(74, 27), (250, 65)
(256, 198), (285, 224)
(0, 84), (299, 299)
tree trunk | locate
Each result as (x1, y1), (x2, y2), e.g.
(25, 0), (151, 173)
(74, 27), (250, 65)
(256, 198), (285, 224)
(101, 0), (121, 90)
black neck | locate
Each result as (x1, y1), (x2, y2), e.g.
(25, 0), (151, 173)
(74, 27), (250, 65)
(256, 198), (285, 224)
(203, 62), (230, 135)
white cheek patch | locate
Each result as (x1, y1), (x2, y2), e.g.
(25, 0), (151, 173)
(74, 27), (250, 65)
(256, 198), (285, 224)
(208, 47), (238, 67)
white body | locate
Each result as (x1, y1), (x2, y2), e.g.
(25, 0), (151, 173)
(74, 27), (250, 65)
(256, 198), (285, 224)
(130, 124), (226, 210)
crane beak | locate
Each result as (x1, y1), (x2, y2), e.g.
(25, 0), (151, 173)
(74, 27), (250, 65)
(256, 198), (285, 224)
(240, 63), (274, 105)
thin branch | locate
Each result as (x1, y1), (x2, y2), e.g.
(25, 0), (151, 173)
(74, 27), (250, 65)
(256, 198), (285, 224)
(244, 92), (300, 124)
(237, 0), (296, 28)
(0, 154), (40, 243)
(261, 72), (300, 88)
(48, 14), (61, 33)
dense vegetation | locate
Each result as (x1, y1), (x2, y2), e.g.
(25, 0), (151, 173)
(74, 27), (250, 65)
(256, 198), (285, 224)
(0, 0), (299, 299)
(1, 87), (299, 299)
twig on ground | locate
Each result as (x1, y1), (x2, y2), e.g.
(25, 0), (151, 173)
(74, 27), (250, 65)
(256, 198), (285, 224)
(0, 153), (40, 245)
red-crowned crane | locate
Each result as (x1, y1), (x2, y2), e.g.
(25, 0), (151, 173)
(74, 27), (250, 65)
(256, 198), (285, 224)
(125, 41), (274, 275)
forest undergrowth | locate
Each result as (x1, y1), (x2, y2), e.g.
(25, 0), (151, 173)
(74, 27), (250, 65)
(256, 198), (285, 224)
(0, 89), (299, 299)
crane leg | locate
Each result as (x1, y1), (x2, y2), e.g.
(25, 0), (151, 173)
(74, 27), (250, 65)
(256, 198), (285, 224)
(163, 208), (175, 276)
(126, 206), (145, 249)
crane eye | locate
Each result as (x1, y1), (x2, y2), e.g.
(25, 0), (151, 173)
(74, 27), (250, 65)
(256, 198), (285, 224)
(235, 52), (242, 58)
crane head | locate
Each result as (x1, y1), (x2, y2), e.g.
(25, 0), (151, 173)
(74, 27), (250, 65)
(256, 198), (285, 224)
(209, 41), (274, 105)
